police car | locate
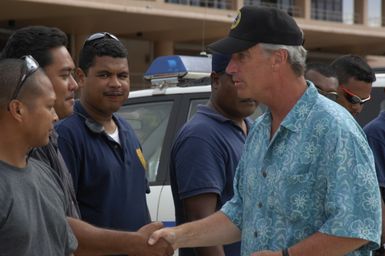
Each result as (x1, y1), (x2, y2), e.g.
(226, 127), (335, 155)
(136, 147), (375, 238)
(119, 55), (213, 228)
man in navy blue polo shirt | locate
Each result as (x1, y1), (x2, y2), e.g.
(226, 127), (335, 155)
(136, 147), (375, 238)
(170, 53), (258, 256)
(56, 33), (150, 234)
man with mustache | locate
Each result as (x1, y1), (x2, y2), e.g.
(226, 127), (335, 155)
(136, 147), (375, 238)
(56, 32), (152, 239)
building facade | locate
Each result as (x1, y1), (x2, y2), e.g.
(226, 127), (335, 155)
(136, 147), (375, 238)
(0, 0), (385, 89)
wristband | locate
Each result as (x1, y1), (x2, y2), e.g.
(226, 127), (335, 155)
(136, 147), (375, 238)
(282, 248), (290, 256)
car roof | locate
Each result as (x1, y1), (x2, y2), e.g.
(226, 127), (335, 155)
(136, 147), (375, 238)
(129, 85), (211, 99)
(374, 72), (385, 88)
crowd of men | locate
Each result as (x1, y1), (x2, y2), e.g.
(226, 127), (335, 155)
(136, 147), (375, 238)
(0, 5), (384, 256)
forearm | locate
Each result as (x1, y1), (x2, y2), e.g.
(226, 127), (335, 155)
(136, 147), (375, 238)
(288, 232), (369, 256)
(68, 217), (143, 255)
(173, 211), (240, 249)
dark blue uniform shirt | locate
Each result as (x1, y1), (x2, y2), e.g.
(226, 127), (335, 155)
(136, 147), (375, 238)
(56, 101), (150, 231)
(364, 111), (385, 189)
(170, 105), (251, 256)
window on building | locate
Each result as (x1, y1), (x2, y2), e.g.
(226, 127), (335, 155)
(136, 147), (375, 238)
(311, 0), (343, 22)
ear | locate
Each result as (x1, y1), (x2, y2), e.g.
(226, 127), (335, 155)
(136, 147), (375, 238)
(210, 72), (220, 90)
(272, 49), (289, 71)
(76, 68), (86, 88)
(8, 100), (25, 122)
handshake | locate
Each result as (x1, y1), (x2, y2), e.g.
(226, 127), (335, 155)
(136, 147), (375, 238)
(137, 222), (175, 256)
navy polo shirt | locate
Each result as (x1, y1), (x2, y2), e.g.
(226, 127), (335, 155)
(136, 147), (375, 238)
(364, 111), (385, 188)
(56, 101), (150, 231)
(170, 105), (251, 256)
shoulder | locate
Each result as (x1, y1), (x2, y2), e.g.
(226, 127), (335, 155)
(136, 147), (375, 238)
(114, 114), (138, 138)
(364, 114), (385, 135)
(55, 113), (83, 130)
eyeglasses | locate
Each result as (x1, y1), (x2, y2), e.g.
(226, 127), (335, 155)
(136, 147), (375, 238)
(314, 84), (338, 101)
(10, 55), (39, 101)
(340, 85), (371, 105)
(84, 32), (119, 46)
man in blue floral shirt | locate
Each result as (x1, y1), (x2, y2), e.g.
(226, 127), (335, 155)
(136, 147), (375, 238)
(149, 6), (381, 256)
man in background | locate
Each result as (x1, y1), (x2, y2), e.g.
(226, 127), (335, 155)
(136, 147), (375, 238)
(305, 62), (338, 100)
(170, 53), (257, 256)
(331, 54), (376, 116)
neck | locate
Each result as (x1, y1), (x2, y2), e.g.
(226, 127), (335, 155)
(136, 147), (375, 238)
(80, 100), (116, 133)
(208, 100), (247, 135)
(267, 76), (307, 137)
(0, 135), (29, 168)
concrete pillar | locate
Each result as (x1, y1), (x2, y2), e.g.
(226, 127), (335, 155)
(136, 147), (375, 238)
(382, 0), (385, 26)
(154, 40), (174, 57)
(232, 0), (243, 10)
(355, 0), (369, 25)
(296, 0), (311, 19)
(69, 34), (88, 65)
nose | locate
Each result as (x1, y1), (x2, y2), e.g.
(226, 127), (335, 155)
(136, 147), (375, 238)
(109, 75), (122, 88)
(51, 108), (59, 123)
(350, 103), (363, 114)
(69, 74), (79, 91)
(226, 58), (237, 74)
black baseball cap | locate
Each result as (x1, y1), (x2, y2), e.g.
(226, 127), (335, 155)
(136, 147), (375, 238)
(208, 6), (304, 54)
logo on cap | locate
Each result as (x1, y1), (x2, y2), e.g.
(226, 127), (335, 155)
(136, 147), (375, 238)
(231, 10), (241, 30)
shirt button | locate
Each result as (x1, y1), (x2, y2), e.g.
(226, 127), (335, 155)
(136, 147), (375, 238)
(262, 171), (267, 177)
(254, 230), (258, 237)
(258, 202), (263, 208)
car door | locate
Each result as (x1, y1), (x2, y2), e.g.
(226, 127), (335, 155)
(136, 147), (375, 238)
(119, 91), (211, 227)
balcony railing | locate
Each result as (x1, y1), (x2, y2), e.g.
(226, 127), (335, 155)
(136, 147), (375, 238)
(243, 1), (302, 17)
(165, 0), (234, 10)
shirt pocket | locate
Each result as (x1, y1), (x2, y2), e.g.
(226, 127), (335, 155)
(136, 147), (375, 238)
(270, 168), (316, 223)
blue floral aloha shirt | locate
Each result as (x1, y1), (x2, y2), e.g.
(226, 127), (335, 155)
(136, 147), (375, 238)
(221, 83), (381, 256)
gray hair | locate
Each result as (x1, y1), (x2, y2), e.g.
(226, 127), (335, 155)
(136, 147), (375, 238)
(259, 43), (307, 76)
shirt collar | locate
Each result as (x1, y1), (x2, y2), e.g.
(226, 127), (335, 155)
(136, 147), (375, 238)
(197, 104), (253, 131)
(281, 81), (318, 133)
(74, 100), (128, 132)
(260, 81), (318, 133)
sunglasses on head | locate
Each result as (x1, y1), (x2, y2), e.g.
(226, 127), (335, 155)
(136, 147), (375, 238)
(314, 84), (338, 101)
(340, 85), (371, 105)
(10, 55), (39, 101)
(84, 32), (119, 46)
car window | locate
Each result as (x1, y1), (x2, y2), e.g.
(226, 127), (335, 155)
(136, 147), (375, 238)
(188, 98), (265, 122)
(188, 98), (209, 120)
(119, 101), (173, 182)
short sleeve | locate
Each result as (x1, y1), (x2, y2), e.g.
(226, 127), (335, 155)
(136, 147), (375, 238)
(365, 131), (385, 188)
(221, 149), (245, 230)
(173, 136), (226, 199)
(319, 128), (381, 250)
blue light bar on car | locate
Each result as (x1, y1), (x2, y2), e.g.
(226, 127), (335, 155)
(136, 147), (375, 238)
(144, 55), (211, 81)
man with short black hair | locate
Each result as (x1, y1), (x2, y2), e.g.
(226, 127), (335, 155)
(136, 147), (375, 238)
(331, 54), (376, 116)
(56, 32), (151, 233)
(305, 63), (338, 100)
(0, 57), (77, 255)
(149, 6), (381, 256)
(170, 53), (257, 256)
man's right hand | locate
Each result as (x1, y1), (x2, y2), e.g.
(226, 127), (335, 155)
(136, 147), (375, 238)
(137, 222), (174, 256)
